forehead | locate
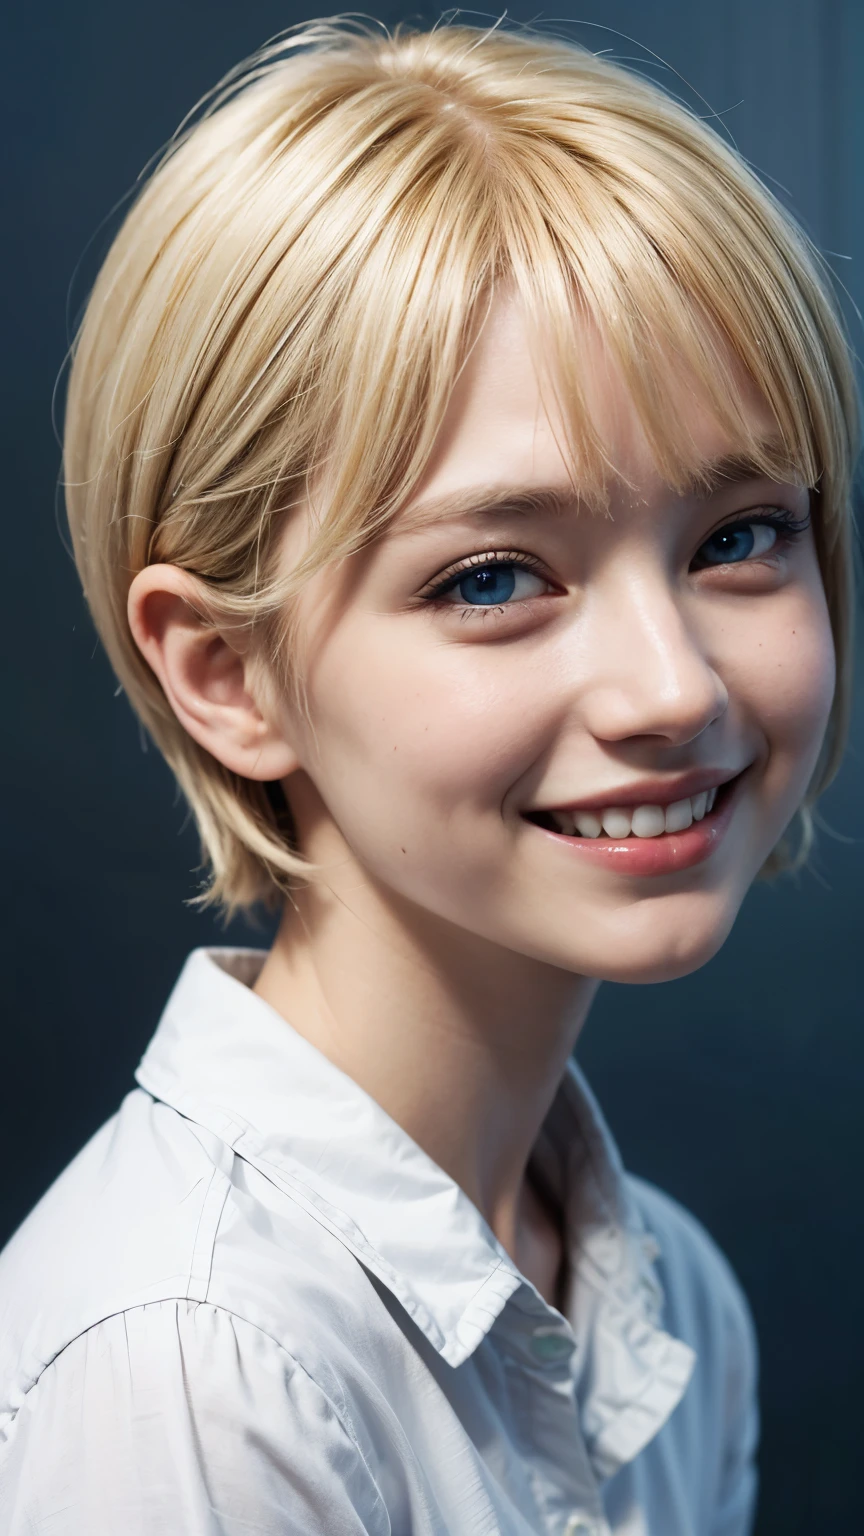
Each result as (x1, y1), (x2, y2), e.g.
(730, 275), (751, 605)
(408, 290), (780, 517)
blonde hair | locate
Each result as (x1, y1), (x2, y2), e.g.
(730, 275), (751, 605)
(64, 15), (860, 919)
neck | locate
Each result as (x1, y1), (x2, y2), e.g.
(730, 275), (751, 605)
(254, 854), (599, 1272)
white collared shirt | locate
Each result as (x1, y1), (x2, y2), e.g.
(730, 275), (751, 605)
(0, 948), (758, 1536)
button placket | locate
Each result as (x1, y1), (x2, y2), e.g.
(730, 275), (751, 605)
(496, 1288), (607, 1534)
(530, 1324), (577, 1366)
(563, 1518), (601, 1536)
(506, 1333), (604, 1536)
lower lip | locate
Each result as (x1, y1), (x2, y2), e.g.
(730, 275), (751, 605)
(527, 778), (742, 876)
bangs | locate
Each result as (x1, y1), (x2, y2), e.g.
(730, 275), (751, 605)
(492, 136), (838, 517)
(288, 64), (853, 591)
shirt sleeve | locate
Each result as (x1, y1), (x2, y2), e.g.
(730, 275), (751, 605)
(0, 1299), (390, 1536)
(709, 1267), (760, 1536)
(621, 1175), (760, 1536)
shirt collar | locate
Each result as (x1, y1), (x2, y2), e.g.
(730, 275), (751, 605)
(134, 947), (694, 1474)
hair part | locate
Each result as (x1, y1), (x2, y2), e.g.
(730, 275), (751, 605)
(63, 15), (860, 919)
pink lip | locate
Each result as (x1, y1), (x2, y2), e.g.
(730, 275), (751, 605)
(528, 773), (743, 876)
(538, 766), (743, 816)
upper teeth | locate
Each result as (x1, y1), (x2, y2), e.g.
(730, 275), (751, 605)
(550, 788), (718, 838)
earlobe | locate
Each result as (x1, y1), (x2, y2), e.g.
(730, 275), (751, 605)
(127, 564), (301, 781)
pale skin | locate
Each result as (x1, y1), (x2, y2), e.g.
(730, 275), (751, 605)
(128, 293), (835, 1310)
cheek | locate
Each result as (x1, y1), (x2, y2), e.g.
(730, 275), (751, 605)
(304, 626), (550, 838)
(726, 579), (835, 777)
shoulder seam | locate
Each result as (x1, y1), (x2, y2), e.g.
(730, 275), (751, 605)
(187, 1164), (232, 1302)
(7, 1298), (389, 1524)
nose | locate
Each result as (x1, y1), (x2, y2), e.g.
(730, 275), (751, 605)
(575, 571), (728, 747)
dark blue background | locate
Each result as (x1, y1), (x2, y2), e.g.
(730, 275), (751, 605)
(3, 5), (862, 1531)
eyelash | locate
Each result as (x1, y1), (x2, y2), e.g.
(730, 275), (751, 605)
(690, 506), (811, 570)
(419, 507), (811, 616)
(420, 548), (546, 603)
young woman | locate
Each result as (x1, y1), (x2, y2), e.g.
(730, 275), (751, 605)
(0, 18), (857, 1536)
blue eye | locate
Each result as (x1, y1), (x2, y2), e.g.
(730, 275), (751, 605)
(454, 564), (516, 605)
(434, 560), (548, 607)
(693, 521), (779, 569)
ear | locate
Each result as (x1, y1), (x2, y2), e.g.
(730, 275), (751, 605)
(127, 564), (301, 781)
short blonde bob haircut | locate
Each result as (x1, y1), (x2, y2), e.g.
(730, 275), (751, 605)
(65, 15), (860, 920)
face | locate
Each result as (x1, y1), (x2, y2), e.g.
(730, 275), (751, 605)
(275, 293), (834, 984)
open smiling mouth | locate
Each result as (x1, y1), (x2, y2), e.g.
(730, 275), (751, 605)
(521, 772), (746, 875)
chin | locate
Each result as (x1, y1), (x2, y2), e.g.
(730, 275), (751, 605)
(596, 937), (729, 986)
(559, 889), (744, 986)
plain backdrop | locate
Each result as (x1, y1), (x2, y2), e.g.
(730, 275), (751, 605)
(2, 4), (862, 1532)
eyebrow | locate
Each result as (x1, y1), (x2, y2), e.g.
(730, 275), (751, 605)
(394, 439), (799, 535)
(688, 443), (799, 492)
(393, 484), (576, 534)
